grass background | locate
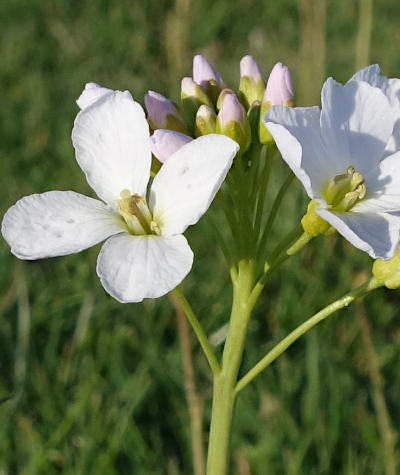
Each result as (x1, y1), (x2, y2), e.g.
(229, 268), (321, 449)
(1, 0), (400, 473)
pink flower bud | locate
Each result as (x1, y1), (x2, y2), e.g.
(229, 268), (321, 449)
(240, 55), (263, 82)
(195, 105), (216, 136)
(144, 91), (185, 131)
(193, 55), (223, 89)
(264, 62), (294, 106)
(150, 129), (193, 163)
(181, 77), (198, 97)
(76, 82), (113, 110)
(217, 93), (245, 128)
(216, 94), (251, 153)
(181, 77), (211, 105)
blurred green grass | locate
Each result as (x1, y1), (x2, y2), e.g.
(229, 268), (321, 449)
(1, 0), (400, 473)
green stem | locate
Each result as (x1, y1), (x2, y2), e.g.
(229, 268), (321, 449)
(218, 189), (243, 258)
(235, 277), (382, 394)
(265, 224), (303, 270)
(253, 145), (275, 239)
(172, 287), (220, 375)
(250, 231), (313, 307)
(218, 189), (241, 238)
(206, 260), (255, 475)
(206, 212), (235, 269)
(248, 145), (265, 204)
(265, 232), (312, 277)
(257, 172), (294, 260)
(231, 165), (255, 252)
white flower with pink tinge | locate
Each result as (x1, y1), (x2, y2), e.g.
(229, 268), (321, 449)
(264, 70), (400, 259)
(2, 89), (238, 302)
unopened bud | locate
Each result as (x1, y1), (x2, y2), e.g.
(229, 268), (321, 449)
(238, 55), (265, 108)
(372, 249), (400, 289)
(145, 90), (188, 133)
(216, 93), (251, 154)
(150, 129), (193, 163)
(216, 88), (236, 111)
(264, 62), (294, 107)
(193, 54), (224, 103)
(259, 62), (294, 144)
(195, 105), (216, 137)
(181, 77), (213, 126)
(301, 200), (334, 237)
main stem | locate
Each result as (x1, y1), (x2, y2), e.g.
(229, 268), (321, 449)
(206, 259), (255, 475)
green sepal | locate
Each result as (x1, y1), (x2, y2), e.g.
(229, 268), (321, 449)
(301, 200), (332, 237)
(372, 250), (400, 289)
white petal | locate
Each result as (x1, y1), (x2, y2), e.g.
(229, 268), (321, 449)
(320, 79), (393, 174)
(76, 82), (113, 110)
(72, 91), (151, 206)
(386, 78), (400, 109)
(383, 78), (400, 157)
(350, 64), (386, 88)
(96, 233), (193, 303)
(355, 152), (400, 213)
(317, 207), (400, 259)
(149, 134), (238, 235)
(265, 106), (333, 198)
(350, 67), (400, 159)
(1, 191), (124, 260)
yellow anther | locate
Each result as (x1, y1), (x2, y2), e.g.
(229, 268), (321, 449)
(322, 164), (367, 212)
(151, 221), (161, 236)
(117, 190), (160, 236)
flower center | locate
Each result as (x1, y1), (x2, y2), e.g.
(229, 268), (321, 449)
(117, 190), (161, 236)
(322, 166), (366, 212)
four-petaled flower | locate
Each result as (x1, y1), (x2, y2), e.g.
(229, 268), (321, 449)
(1, 89), (238, 302)
(264, 70), (400, 259)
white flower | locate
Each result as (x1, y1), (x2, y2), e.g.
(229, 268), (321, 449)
(2, 90), (238, 302)
(264, 72), (400, 259)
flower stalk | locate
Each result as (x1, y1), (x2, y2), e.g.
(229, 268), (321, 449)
(172, 286), (220, 375)
(236, 277), (383, 394)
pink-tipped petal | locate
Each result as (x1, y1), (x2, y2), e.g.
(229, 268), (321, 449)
(144, 90), (180, 129)
(150, 130), (193, 163)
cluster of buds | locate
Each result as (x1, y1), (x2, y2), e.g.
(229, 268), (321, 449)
(145, 54), (294, 163)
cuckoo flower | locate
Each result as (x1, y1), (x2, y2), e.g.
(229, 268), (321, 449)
(2, 91), (238, 302)
(264, 74), (400, 259)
